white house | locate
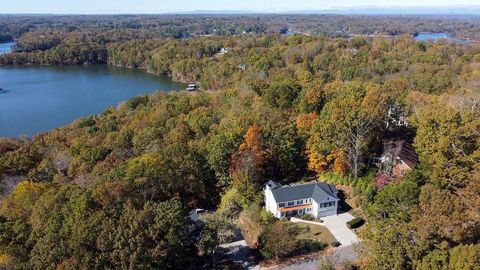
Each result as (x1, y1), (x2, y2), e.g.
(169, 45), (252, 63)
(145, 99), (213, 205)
(264, 180), (339, 219)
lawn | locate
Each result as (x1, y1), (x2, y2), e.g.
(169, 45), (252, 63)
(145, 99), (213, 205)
(294, 221), (337, 244)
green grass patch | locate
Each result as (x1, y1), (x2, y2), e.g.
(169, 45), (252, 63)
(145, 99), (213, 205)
(294, 221), (337, 244)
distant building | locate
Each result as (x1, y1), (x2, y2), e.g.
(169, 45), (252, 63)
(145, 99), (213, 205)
(264, 181), (339, 219)
(215, 47), (229, 56)
(379, 140), (418, 178)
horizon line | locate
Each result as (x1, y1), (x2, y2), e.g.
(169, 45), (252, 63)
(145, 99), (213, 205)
(1, 5), (480, 16)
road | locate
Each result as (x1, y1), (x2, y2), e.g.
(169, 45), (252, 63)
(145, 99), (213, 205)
(220, 239), (260, 269)
(268, 245), (356, 270)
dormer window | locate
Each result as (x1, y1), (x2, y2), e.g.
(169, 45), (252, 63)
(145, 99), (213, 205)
(296, 199), (303, 205)
(278, 203), (285, 208)
(287, 201), (295, 206)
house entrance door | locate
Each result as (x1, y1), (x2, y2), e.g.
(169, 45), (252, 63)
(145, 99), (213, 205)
(286, 210), (298, 217)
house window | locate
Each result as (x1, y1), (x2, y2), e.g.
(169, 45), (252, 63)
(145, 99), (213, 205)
(280, 212), (285, 217)
(296, 199), (303, 205)
(278, 203), (285, 208)
(287, 201), (295, 206)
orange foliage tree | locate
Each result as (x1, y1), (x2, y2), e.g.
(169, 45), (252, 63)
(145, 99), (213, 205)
(306, 147), (329, 175)
(296, 112), (317, 139)
(332, 149), (349, 177)
(230, 125), (267, 185)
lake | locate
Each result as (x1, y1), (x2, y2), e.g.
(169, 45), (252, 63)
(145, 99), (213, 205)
(0, 42), (15, 55)
(414, 32), (472, 44)
(0, 65), (186, 137)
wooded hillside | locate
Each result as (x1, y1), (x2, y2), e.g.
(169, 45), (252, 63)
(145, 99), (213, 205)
(0, 16), (479, 269)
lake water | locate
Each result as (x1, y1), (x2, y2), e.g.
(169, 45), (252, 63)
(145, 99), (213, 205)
(0, 42), (15, 55)
(414, 33), (471, 44)
(0, 65), (186, 137)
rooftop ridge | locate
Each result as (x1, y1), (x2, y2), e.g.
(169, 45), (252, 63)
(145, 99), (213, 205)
(268, 180), (337, 203)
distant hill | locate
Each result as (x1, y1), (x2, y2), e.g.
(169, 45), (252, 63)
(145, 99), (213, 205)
(167, 6), (480, 16)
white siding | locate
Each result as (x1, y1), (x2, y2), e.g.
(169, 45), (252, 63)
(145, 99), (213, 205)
(312, 199), (319, 218)
(264, 187), (280, 218)
(316, 196), (338, 217)
(264, 184), (339, 219)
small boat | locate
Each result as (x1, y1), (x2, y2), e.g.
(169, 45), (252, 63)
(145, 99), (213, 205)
(186, 82), (200, 91)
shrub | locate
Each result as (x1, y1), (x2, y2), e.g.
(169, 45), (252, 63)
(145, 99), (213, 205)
(331, 241), (341, 247)
(303, 240), (326, 252)
(346, 217), (364, 229)
(238, 205), (275, 248)
(259, 221), (300, 260)
(125, 95), (149, 110)
(298, 214), (314, 221)
(77, 116), (96, 128)
(298, 214), (323, 222)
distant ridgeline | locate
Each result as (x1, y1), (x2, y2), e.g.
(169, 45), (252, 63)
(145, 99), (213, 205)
(2, 15), (480, 41)
(1, 14), (480, 68)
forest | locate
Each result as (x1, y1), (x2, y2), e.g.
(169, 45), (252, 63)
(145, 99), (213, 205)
(0, 15), (480, 269)
(2, 14), (480, 42)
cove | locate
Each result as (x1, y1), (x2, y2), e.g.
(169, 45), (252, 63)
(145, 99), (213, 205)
(0, 65), (186, 137)
(414, 32), (473, 44)
(0, 42), (15, 55)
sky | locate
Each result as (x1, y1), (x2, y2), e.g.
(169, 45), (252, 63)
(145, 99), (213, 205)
(0, 0), (479, 14)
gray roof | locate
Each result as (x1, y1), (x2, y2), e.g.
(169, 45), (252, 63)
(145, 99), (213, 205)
(268, 181), (338, 203)
(265, 180), (282, 189)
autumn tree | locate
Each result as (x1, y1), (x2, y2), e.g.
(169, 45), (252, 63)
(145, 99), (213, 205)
(413, 105), (480, 189)
(238, 205), (275, 248)
(419, 244), (480, 270)
(259, 221), (300, 261)
(230, 125), (267, 196)
(307, 82), (387, 177)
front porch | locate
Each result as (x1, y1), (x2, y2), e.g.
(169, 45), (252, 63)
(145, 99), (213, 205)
(279, 203), (313, 218)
